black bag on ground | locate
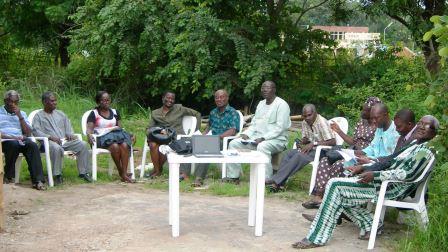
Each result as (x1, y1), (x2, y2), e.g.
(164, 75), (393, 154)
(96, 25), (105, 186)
(169, 138), (192, 154)
(147, 126), (176, 145)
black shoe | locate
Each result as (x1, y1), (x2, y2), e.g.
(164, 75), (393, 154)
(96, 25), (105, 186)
(54, 175), (63, 185)
(265, 179), (275, 185)
(79, 174), (93, 183)
(302, 200), (321, 209)
(33, 181), (46, 190)
(3, 177), (14, 184)
(221, 177), (240, 185)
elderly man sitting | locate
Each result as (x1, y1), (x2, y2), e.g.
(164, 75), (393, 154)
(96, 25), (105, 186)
(0, 90), (46, 190)
(292, 115), (438, 249)
(32, 91), (92, 185)
(224, 80), (291, 184)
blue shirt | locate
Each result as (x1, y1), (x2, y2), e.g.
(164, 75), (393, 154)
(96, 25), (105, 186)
(363, 121), (400, 158)
(0, 106), (31, 136)
(209, 105), (240, 136)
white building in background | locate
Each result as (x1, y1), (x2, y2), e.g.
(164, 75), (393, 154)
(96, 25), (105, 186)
(312, 25), (381, 56)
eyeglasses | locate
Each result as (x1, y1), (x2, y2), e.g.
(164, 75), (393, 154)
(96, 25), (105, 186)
(417, 121), (435, 130)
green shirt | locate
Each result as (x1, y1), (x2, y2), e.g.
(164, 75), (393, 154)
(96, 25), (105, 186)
(147, 104), (201, 135)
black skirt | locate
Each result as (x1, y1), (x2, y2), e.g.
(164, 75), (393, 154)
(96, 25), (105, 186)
(97, 129), (132, 149)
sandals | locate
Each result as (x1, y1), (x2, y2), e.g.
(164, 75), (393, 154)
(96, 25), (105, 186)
(302, 200), (321, 209)
(291, 238), (322, 249)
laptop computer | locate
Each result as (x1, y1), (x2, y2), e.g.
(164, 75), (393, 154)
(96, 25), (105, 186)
(192, 135), (224, 158)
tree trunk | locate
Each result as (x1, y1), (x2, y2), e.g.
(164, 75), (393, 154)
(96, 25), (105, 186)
(422, 39), (441, 74)
(58, 37), (70, 67)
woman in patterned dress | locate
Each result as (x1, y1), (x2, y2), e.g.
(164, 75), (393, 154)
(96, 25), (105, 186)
(302, 97), (382, 209)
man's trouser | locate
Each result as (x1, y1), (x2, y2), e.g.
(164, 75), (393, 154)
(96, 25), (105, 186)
(306, 177), (377, 245)
(271, 149), (316, 186)
(48, 140), (91, 176)
(2, 139), (45, 183)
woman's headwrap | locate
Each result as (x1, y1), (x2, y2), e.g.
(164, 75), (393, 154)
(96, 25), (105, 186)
(364, 97), (382, 108)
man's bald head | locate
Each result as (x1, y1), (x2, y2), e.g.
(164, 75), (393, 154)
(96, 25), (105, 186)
(214, 89), (229, 110)
(370, 103), (390, 129)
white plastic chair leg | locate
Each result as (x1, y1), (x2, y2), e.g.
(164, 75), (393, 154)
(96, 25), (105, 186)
(221, 163), (227, 178)
(419, 205), (429, 227)
(92, 149), (98, 181)
(42, 138), (54, 187)
(14, 156), (23, 183)
(140, 141), (148, 178)
(129, 147), (135, 179)
(191, 163), (195, 175)
(108, 157), (114, 176)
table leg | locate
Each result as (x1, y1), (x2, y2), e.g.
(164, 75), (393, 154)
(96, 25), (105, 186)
(170, 163), (180, 237)
(255, 163), (265, 236)
(248, 163), (257, 227)
(169, 162), (173, 226)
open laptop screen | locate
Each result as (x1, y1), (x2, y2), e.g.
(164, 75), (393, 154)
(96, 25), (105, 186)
(192, 135), (221, 155)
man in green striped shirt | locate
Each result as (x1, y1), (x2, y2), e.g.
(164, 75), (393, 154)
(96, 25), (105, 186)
(293, 115), (439, 249)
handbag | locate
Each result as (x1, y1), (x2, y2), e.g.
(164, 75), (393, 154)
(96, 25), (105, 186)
(320, 145), (344, 165)
(168, 138), (192, 154)
(147, 126), (177, 145)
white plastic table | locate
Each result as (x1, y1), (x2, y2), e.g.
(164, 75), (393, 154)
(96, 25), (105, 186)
(167, 151), (269, 237)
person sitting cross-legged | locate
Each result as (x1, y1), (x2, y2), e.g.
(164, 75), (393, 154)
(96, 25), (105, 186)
(191, 89), (240, 187)
(265, 104), (336, 191)
(292, 115), (438, 249)
(32, 91), (92, 185)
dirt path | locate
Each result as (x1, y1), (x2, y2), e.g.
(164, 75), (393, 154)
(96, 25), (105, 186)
(0, 183), (395, 251)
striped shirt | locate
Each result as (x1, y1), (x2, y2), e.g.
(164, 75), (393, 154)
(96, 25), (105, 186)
(373, 142), (434, 200)
(301, 114), (335, 142)
(0, 106), (30, 136)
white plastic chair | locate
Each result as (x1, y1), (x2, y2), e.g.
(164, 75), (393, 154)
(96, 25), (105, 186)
(2, 110), (54, 187)
(139, 115), (197, 178)
(367, 155), (435, 250)
(82, 110), (135, 181)
(299, 116), (348, 194)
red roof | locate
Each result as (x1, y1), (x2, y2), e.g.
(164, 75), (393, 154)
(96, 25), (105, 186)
(312, 26), (369, 33)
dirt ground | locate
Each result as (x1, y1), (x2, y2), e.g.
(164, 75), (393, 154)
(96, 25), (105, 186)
(0, 182), (396, 252)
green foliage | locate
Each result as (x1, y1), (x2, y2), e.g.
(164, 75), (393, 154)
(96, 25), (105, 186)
(330, 47), (429, 122)
(397, 15), (448, 252)
(68, 0), (337, 111)
(0, 0), (83, 66)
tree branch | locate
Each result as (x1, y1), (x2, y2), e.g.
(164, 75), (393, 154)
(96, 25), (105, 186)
(294, 0), (330, 27)
(0, 31), (9, 38)
(385, 12), (411, 30)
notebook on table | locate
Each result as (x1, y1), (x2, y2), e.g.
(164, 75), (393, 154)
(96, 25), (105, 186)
(192, 135), (224, 158)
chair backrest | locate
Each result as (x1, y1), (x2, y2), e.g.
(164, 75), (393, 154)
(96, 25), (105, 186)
(81, 110), (93, 136)
(182, 116), (197, 135)
(28, 109), (43, 126)
(329, 117), (349, 145)
(236, 110), (244, 134)
(412, 155), (435, 203)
